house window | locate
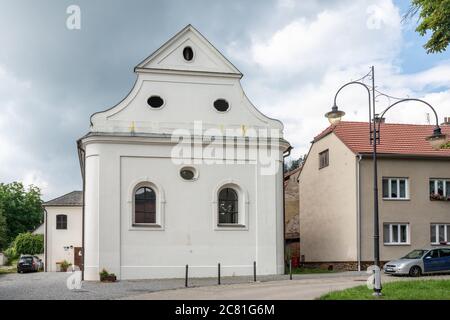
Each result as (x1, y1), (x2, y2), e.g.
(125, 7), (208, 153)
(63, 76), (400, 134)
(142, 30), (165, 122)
(383, 223), (409, 245)
(134, 186), (156, 224)
(430, 224), (450, 244)
(382, 178), (409, 199)
(318, 149), (329, 169)
(56, 215), (67, 230)
(218, 188), (238, 224)
(429, 178), (450, 200)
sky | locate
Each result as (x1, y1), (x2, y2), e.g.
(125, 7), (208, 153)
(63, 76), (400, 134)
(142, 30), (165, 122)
(0, 0), (449, 200)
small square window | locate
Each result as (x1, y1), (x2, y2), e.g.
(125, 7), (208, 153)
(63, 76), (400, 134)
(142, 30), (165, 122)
(383, 223), (409, 245)
(56, 215), (67, 230)
(382, 178), (408, 200)
(430, 223), (450, 244)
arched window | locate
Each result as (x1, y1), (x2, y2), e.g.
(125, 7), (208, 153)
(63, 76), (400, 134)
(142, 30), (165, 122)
(56, 214), (67, 230)
(218, 188), (238, 224)
(134, 187), (156, 224)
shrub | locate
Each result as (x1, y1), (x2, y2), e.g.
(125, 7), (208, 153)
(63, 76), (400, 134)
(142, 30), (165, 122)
(60, 260), (71, 272)
(99, 268), (117, 282)
(3, 246), (18, 260)
(14, 233), (44, 255)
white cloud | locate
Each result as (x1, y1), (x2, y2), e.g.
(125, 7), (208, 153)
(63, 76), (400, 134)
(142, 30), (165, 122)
(228, 0), (450, 159)
(248, 0), (401, 75)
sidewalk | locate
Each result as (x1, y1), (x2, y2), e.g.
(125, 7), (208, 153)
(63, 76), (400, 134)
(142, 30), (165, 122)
(121, 273), (450, 300)
(122, 273), (370, 300)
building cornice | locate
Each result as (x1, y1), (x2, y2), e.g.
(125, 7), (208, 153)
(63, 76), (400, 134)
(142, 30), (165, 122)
(358, 152), (450, 161)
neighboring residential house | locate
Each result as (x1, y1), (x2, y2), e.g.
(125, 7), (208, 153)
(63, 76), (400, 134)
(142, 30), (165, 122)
(299, 121), (450, 271)
(43, 191), (83, 272)
(32, 223), (45, 235)
(284, 167), (301, 261)
(78, 25), (290, 280)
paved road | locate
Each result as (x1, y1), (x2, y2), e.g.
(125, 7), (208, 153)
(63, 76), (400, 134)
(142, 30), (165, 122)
(124, 274), (450, 300)
(1, 271), (449, 300)
(123, 276), (371, 300)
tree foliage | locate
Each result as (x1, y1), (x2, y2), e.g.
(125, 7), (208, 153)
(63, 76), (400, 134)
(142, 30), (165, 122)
(14, 232), (44, 255)
(406, 0), (450, 53)
(0, 207), (7, 250)
(0, 182), (43, 247)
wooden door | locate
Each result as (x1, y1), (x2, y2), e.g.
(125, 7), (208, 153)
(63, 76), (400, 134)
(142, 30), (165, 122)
(74, 247), (84, 271)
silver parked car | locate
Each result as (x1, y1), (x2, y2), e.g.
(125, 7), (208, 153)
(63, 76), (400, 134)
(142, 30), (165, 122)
(384, 247), (450, 277)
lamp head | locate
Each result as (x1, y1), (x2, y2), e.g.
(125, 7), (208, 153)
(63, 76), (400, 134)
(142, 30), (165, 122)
(426, 127), (447, 150)
(325, 105), (345, 125)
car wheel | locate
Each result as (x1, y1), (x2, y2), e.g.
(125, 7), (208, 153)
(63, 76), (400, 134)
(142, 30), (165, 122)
(409, 266), (422, 277)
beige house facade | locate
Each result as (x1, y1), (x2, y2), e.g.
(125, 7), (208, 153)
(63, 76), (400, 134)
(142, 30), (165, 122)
(43, 191), (83, 272)
(299, 121), (450, 270)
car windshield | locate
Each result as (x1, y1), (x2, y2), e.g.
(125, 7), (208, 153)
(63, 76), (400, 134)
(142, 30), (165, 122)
(20, 257), (33, 263)
(401, 250), (427, 259)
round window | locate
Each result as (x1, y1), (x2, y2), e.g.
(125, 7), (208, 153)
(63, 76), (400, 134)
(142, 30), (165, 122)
(183, 46), (194, 61)
(180, 167), (197, 181)
(147, 96), (164, 108)
(213, 99), (230, 112)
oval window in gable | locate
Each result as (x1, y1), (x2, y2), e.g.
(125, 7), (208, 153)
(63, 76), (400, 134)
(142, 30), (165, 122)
(147, 96), (164, 109)
(213, 99), (230, 112)
(183, 46), (194, 61)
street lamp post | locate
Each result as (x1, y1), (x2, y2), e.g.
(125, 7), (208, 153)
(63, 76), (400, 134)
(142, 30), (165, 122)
(325, 66), (447, 296)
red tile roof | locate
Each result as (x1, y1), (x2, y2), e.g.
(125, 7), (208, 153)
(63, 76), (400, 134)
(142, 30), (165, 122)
(314, 121), (450, 157)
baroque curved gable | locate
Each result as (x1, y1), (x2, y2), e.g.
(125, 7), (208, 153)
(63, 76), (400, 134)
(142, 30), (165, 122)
(90, 25), (283, 137)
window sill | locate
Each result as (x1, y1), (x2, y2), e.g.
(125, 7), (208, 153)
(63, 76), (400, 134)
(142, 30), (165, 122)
(129, 223), (164, 231)
(383, 243), (410, 246)
(382, 198), (410, 201)
(215, 224), (247, 231)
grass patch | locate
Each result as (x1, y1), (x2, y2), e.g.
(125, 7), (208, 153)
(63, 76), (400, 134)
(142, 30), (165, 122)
(0, 266), (16, 275)
(320, 280), (450, 300)
(288, 267), (336, 275)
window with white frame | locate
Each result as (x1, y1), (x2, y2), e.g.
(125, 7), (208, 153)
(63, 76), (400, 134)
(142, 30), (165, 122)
(213, 182), (248, 230)
(429, 179), (450, 199)
(383, 223), (409, 245)
(218, 188), (238, 224)
(382, 178), (409, 199)
(430, 224), (450, 244)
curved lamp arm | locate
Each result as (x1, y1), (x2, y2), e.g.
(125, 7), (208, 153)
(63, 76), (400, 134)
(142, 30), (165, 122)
(375, 98), (447, 150)
(379, 98), (440, 127)
(333, 81), (373, 124)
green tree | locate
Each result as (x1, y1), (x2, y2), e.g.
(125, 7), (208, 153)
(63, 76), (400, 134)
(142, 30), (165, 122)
(405, 0), (450, 53)
(0, 182), (43, 246)
(14, 233), (44, 255)
(0, 207), (7, 250)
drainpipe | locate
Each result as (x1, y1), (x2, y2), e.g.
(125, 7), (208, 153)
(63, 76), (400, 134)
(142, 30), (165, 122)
(44, 207), (48, 272)
(77, 139), (86, 280)
(282, 146), (293, 273)
(356, 154), (363, 271)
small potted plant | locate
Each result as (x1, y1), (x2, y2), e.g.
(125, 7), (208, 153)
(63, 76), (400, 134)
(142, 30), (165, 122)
(430, 193), (447, 201)
(99, 268), (117, 282)
(60, 260), (72, 272)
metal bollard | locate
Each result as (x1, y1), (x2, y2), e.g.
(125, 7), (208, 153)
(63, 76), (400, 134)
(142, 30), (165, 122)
(253, 261), (256, 282)
(185, 264), (188, 287)
(218, 263), (221, 285)
(289, 259), (292, 280)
